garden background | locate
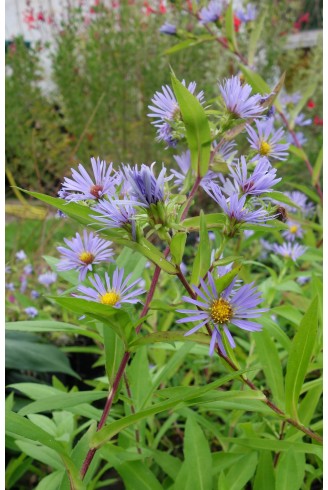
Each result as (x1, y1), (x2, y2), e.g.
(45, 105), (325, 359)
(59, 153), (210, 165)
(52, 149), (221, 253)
(5, 1), (323, 489)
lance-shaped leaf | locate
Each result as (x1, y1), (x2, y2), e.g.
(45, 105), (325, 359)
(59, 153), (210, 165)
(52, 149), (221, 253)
(191, 211), (211, 285)
(225, 1), (238, 52)
(20, 190), (177, 274)
(285, 296), (318, 419)
(170, 232), (187, 265)
(171, 75), (211, 177)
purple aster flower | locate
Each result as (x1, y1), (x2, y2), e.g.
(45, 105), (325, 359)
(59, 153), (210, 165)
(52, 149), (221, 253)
(246, 119), (289, 161)
(23, 264), (33, 275)
(199, 0), (224, 24)
(282, 220), (304, 242)
(159, 22), (177, 35)
(284, 191), (315, 217)
(6, 282), (15, 291)
(148, 81), (204, 146)
(297, 276), (310, 286)
(5, 265), (12, 274)
(122, 163), (170, 207)
(177, 272), (266, 356)
(287, 131), (307, 146)
(74, 268), (146, 308)
(236, 4), (257, 22)
(203, 182), (274, 224)
(272, 242), (307, 261)
(20, 277), (28, 293)
(16, 250), (27, 261)
(266, 106), (275, 119)
(228, 156), (281, 195)
(60, 157), (118, 202)
(31, 290), (40, 299)
(219, 76), (265, 119)
(215, 140), (237, 161)
(294, 113), (312, 127)
(57, 230), (114, 281)
(25, 307), (38, 318)
(38, 271), (57, 287)
(171, 150), (191, 189)
(280, 91), (302, 108)
(91, 198), (137, 229)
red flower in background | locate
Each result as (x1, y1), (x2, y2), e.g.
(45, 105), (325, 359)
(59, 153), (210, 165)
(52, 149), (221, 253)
(294, 12), (310, 30)
(307, 99), (315, 109)
(144, 1), (155, 15)
(233, 15), (241, 32)
(23, 9), (36, 29)
(313, 115), (323, 126)
(159, 1), (166, 13)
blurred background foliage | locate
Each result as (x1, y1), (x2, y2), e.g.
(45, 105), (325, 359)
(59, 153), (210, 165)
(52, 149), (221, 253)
(5, 0), (322, 197)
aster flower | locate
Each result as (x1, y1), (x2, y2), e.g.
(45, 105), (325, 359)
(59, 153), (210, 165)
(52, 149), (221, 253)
(23, 264), (33, 275)
(171, 150), (191, 189)
(20, 277), (28, 293)
(280, 91), (302, 108)
(203, 182), (274, 224)
(219, 76), (265, 119)
(199, 0), (224, 24)
(122, 163), (170, 207)
(25, 307), (38, 318)
(31, 290), (40, 299)
(60, 157), (118, 202)
(236, 3), (257, 22)
(177, 272), (266, 355)
(228, 156), (281, 195)
(74, 268), (146, 308)
(297, 276), (310, 286)
(294, 113), (312, 127)
(91, 198), (137, 229)
(282, 220), (304, 242)
(57, 230), (114, 281)
(148, 81), (204, 146)
(284, 191), (315, 217)
(287, 131), (307, 146)
(38, 271), (57, 287)
(16, 250), (27, 261)
(246, 119), (289, 161)
(6, 283), (15, 291)
(272, 242), (307, 261)
(159, 22), (177, 35)
(215, 140), (237, 162)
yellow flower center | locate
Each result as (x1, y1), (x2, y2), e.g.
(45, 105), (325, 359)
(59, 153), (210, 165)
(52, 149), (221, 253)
(79, 251), (95, 265)
(259, 141), (272, 156)
(210, 298), (233, 324)
(289, 225), (298, 234)
(100, 291), (120, 306)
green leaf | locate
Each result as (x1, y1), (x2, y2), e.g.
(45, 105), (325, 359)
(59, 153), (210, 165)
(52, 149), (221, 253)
(20, 190), (178, 274)
(14, 441), (63, 470)
(275, 450), (305, 490)
(248, 9), (267, 65)
(214, 264), (242, 294)
(285, 297), (318, 419)
(221, 437), (322, 459)
(171, 75), (211, 177)
(239, 66), (284, 111)
(5, 454), (33, 490)
(225, 1), (238, 52)
(261, 191), (300, 208)
(164, 35), (215, 55)
(5, 320), (102, 342)
(225, 452), (258, 490)
(254, 330), (285, 407)
(288, 145), (309, 162)
(35, 471), (65, 490)
(103, 327), (125, 386)
(312, 146), (323, 186)
(170, 232), (187, 265)
(191, 211), (211, 284)
(5, 332), (78, 378)
(18, 391), (107, 416)
(182, 213), (226, 230)
(182, 417), (212, 490)
(91, 370), (250, 448)
(115, 461), (163, 490)
(5, 411), (85, 489)
(253, 451), (275, 490)
(128, 331), (210, 350)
